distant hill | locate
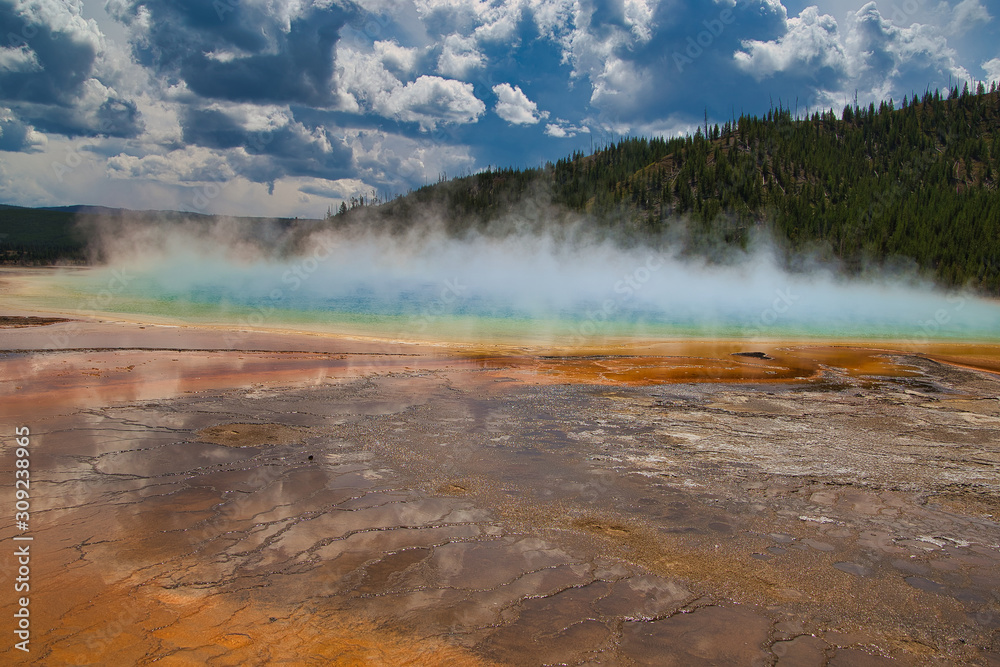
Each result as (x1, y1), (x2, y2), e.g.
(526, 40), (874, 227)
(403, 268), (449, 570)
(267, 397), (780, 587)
(337, 83), (1000, 293)
(0, 204), (317, 265)
(0, 204), (86, 264)
(40, 205), (144, 215)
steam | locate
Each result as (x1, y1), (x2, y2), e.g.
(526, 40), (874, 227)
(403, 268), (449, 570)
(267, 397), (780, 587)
(69, 212), (1000, 344)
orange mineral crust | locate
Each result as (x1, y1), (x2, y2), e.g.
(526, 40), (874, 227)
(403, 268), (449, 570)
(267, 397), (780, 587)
(3, 316), (1000, 664)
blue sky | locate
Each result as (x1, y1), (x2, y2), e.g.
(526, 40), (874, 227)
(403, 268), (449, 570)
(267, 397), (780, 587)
(0, 0), (997, 218)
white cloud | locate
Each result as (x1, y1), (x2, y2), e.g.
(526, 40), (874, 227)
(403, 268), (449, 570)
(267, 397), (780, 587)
(346, 128), (476, 188)
(204, 102), (294, 133)
(335, 47), (484, 130)
(544, 119), (589, 138)
(385, 76), (485, 129)
(735, 7), (847, 82)
(0, 47), (41, 73)
(544, 123), (569, 138)
(204, 50), (241, 64)
(588, 55), (651, 114)
(947, 0), (991, 36)
(984, 58), (1000, 85)
(437, 34), (484, 78)
(124, 92), (183, 147)
(94, 141), (370, 217)
(734, 2), (972, 106)
(332, 46), (403, 113)
(374, 40), (420, 75)
(0, 0), (149, 140)
(622, 0), (657, 42)
(492, 83), (548, 125)
(107, 146), (237, 183)
(4, 0), (999, 218)
(0, 108), (47, 151)
(298, 177), (371, 200)
(845, 2), (970, 98)
(469, 1), (524, 43)
(15, 0), (104, 49)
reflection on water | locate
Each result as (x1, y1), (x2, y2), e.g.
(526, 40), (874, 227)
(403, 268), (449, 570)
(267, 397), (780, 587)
(0, 349), (463, 419)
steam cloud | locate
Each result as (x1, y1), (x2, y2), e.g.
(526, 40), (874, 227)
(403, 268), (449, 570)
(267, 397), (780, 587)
(70, 213), (1000, 344)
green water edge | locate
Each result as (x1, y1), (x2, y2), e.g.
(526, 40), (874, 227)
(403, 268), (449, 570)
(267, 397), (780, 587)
(10, 280), (999, 348)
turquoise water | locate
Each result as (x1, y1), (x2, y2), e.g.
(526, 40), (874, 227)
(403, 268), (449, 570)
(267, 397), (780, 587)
(33, 229), (997, 343)
(58, 255), (1000, 344)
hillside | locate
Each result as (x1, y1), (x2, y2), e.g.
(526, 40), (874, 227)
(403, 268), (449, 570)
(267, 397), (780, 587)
(0, 205), (87, 264)
(341, 83), (1000, 293)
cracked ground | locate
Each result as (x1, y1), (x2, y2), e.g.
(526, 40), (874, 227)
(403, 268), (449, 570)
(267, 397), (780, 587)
(2, 331), (1000, 665)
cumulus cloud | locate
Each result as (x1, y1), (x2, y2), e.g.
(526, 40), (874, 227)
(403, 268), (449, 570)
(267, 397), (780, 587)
(1, 0), (997, 218)
(544, 119), (590, 138)
(346, 127), (476, 189)
(0, 108), (46, 152)
(947, 0), (991, 36)
(555, 0), (789, 123)
(984, 58), (1000, 85)
(385, 75), (486, 129)
(177, 105), (352, 184)
(374, 40), (420, 76)
(0, 0), (143, 141)
(108, 0), (352, 107)
(298, 178), (370, 200)
(336, 46), (485, 130)
(106, 147), (234, 183)
(845, 2), (969, 100)
(735, 7), (847, 84)
(733, 2), (972, 109)
(333, 45), (406, 114)
(408, 0), (525, 45)
(437, 33), (484, 78)
(336, 42), (486, 130)
(0, 44), (41, 72)
(492, 83), (548, 125)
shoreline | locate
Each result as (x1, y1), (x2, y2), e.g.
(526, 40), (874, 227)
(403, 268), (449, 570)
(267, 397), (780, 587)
(2, 305), (999, 393)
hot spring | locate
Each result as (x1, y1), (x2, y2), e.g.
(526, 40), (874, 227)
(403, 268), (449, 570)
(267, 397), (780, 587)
(19, 225), (1000, 346)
